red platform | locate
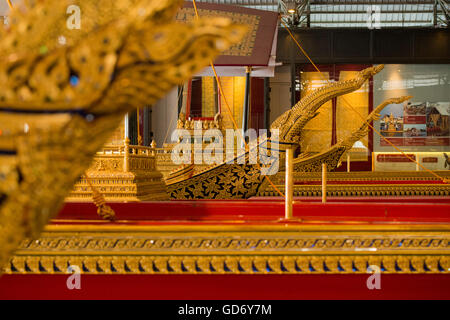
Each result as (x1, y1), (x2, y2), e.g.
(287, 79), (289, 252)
(54, 198), (450, 224)
(1, 198), (449, 300)
(1, 274), (449, 300)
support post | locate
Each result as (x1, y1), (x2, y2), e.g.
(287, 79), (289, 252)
(322, 163), (327, 203)
(372, 152), (375, 172)
(143, 106), (151, 146)
(242, 66), (252, 147)
(151, 140), (156, 157)
(438, 0), (450, 27)
(177, 85), (184, 115)
(290, 51), (296, 108)
(263, 77), (271, 130)
(434, 0), (438, 27)
(137, 107), (142, 145)
(123, 114), (130, 172)
(124, 114), (129, 140)
(416, 153), (420, 171)
(347, 153), (351, 173)
(124, 137), (130, 172)
(285, 147), (294, 220)
(306, 0), (311, 28)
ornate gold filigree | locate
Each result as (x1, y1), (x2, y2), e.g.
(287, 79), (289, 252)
(89, 183), (116, 221)
(292, 170), (450, 182)
(259, 183), (450, 197)
(5, 255), (449, 274)
(257, 171), (450, 197)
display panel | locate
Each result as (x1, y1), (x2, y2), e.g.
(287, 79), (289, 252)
(373, 64), (450, 153)
(373, 152), (450, 171)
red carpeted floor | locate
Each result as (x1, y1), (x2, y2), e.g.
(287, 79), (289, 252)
(0, 274), (449, 300)
(1, 198), (448, 300)
(54, 199), (450, 224)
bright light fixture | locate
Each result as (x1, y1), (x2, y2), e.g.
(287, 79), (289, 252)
(286, 1), (297, 14)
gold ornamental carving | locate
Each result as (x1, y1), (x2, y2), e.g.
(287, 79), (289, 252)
(68, 141), (169, 201)
(4, 224), (449, 274)
(257, 171), (450, 197)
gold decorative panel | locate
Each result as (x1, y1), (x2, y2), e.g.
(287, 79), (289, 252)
(201, 77), (217, 118)
(218, 76), (245, 129)
(177, 8), (259, 57)
(300, 72), (333, 153)
(337, 71), (370, 148)
(68, 142), (168, 201)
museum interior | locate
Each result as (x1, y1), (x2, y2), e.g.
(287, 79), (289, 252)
(0, 0), (449, 300)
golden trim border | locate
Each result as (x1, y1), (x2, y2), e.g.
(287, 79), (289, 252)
(43, 224), (450, 232)
(5, 254), (449, 274)
(290, 171), (450, 181)
(260, 184), (450, 197)
(257, 171), (450, 197)
(4, 224), (449, 274)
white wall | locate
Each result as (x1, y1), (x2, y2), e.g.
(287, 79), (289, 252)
(152, 88), (178, 147)
(373, 64), (450, 152)
(0, 0), (10, 15)
(269, 65), (292, 125)
(152, 65), (292, 146)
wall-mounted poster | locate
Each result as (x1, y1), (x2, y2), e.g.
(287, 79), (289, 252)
(379, 102), (405, 146)
(373, 151), (450, 171)
(379, 101), (449, 147)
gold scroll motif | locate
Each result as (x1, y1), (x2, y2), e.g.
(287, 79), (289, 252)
(0, 0), (246, 270)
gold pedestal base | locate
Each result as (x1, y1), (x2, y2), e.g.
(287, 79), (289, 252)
(67, 171), (169, 202)
(67, 143), (169, 202)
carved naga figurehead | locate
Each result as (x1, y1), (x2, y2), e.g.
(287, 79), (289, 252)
(271, 64), (385, 145)
(0, 0), (246, 270)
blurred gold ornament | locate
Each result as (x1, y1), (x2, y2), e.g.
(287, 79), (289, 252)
(0, 0), (246, 269)
(89, 181), (116, 222)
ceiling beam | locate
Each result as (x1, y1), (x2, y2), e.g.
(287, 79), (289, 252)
(197, 0), (438, 5)
(306, 10), (435, 14)
(308, 20), (432, 23)
(310, 0), (436, 4)
(437, 0), (450, 25)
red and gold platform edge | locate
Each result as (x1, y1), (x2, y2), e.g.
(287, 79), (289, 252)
(5, 199), (449, 275)
(4, 222), (449, 275)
